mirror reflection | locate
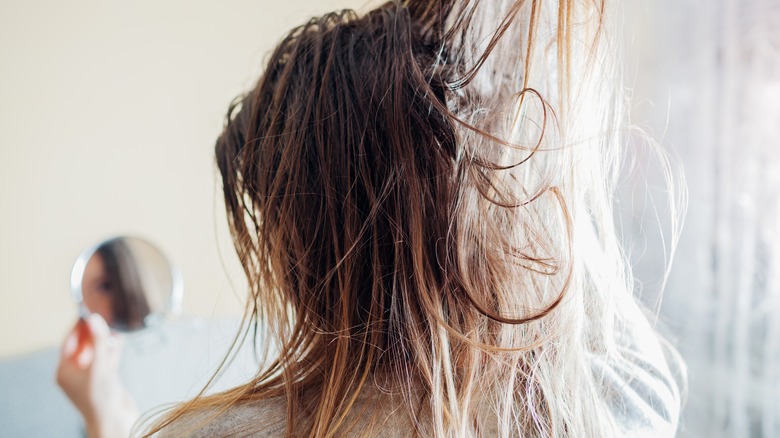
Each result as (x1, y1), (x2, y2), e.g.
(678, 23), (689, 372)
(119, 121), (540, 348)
(72, 237), (181, 331)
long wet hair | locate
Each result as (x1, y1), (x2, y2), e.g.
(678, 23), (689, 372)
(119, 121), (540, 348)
(146, 0), (682, 436)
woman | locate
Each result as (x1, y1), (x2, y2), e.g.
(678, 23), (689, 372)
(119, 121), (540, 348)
(58, 0), (684, 436)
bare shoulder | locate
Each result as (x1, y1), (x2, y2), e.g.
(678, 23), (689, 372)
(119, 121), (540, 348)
(153, 397), (287, 438)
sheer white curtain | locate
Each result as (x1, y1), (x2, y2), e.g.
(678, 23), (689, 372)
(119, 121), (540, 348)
(626, 0), (780, 436)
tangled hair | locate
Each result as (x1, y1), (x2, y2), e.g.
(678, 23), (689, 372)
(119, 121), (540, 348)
(146, 0), (679, 436)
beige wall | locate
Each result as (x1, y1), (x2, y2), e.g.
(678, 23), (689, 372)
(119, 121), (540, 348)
(0, 0), (375, 358)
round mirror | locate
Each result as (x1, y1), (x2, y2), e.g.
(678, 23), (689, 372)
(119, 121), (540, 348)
(70, 236), (183, 331)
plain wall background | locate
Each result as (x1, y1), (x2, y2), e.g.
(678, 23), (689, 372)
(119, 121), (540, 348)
(0, 0), (376, 358)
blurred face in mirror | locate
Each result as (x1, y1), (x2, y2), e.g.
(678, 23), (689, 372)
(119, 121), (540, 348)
(82, 253), (115, 326)
(81, 240), (151, 330)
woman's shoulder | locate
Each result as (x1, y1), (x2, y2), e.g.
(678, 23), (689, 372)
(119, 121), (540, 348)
(152, 388), (421, 438)
(153, 397), (287, 438)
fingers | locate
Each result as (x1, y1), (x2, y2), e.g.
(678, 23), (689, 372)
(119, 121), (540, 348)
(59, 319), (92, 369)
(61, 324), (79, 358)
(75, 319), (95, 368)
(60, 315), (120, 370)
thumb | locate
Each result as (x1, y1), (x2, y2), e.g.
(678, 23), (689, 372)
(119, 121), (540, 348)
(85, 313), (110, 341)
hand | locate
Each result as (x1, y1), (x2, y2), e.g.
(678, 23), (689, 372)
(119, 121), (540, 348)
(56, 314), (139, 438)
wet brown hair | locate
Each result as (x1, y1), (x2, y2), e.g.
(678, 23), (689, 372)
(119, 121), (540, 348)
(146, 0), (627, 436)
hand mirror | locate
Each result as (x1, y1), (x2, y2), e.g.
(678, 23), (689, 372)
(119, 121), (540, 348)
(70, 236), (183, 331)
